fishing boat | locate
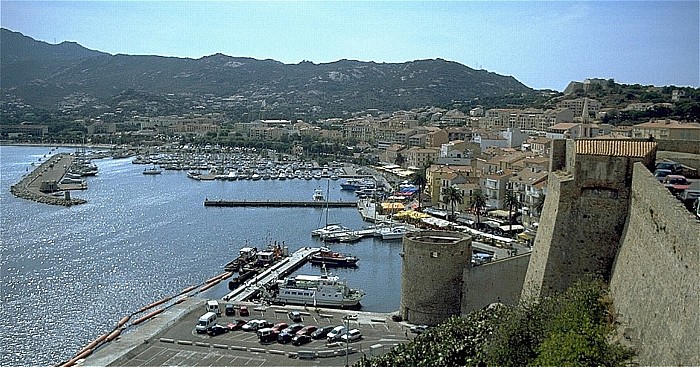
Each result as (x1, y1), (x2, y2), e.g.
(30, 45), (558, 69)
(272, 272), (364, 308)
(309, 247), (358, 267)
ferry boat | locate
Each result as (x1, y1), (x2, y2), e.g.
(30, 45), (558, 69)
(309, 247), (358, 267)
(272, 273), (364, 309)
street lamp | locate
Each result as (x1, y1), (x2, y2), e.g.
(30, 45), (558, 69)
(343, 315), (349, 367)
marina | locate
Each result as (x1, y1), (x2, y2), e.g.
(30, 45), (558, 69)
(204, 200), (357, 208)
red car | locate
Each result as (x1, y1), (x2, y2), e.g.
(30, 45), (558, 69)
(239, 305), (249, 317)
(271, 322), (288, 333)
(296, 325), (318, 336)
(663, 175), (690, 194)
(227, 319), (247, 331)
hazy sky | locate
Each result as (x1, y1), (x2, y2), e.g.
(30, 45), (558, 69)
(2, 1), (698, 91)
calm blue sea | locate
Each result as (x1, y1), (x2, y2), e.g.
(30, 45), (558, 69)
(0, 145), (402, 366)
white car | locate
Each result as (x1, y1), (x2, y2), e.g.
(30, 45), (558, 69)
(326, 325), (346, 342)
(242, 319), (261, 331)
(345, 314), (358, 321)
(340, 328), (362, 342)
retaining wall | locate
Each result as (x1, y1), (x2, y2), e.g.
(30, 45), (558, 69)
(461, 253), (530, 314)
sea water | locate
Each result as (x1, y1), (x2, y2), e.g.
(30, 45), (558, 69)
(0, 145), (402, 366)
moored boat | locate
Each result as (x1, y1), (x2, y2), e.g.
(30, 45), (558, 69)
(310, 247), (358, 267)
(271, 272), (364, 309)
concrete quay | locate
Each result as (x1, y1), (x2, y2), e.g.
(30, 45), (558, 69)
(223, 247), (321, 302)
(9, 153), (87, 206)
(83, 298), (410, 367)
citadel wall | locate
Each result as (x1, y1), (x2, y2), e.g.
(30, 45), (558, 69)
(609, 163), (699, 366)
(522, 140), (656, 299)
(461, 253), (530, 314)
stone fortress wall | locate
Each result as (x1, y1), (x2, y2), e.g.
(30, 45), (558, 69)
(461, 253), (530, 313)
(400, 231), (471, 326)
(522, 139), (657, 299)
(609, 163), (699, 366)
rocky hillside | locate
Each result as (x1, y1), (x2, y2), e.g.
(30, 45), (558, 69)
(1, 28), (534, 117)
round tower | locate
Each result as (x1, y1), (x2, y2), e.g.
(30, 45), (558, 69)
(400, 230), (471, 326)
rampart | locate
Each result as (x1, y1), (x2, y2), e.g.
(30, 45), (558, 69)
(609, 163), (699, 366)
(522, 140), (656, 299)
(461, 253), (530, 314)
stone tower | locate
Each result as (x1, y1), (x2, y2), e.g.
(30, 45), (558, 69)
(521, 139), (657, 300)
(400, 230), (471, 326)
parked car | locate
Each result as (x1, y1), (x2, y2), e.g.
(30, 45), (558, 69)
(284, 323), (305, 335)
(410, 325), (429, 334)
(227, 319), (247, 331)
(663, 175), (691, 194)
(311, 325), (335, 340)
(654, 169), (673, 182)
(271, 322), (288, 333)
(340, 328), (362, 342)
(288, 311), (302, 322)
(225, 304), (235, 316)
(327, 325), (347, 342)
(345, 314), (358, 321)
(277, 331), (294, 344)
(239, 305), (249, 317)
(207, 324), (228, 336)
(292, 334), (312, 346)
(257, 327), (278, 343)
(296, 325), (318, 336)
(242, 319), (266, 331)
(656, 161), (682, 174)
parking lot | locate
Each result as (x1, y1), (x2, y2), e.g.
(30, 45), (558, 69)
(111, 304), (412, 366)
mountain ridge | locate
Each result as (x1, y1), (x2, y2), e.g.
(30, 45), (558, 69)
(1, 28), (535, 117)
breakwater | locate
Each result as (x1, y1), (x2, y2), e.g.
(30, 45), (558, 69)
(9, 153), (87, 206)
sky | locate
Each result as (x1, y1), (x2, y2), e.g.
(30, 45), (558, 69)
(1, 1), (698, 91)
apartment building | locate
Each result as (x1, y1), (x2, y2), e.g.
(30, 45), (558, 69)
(509, 168), (548, 228)
(480, 170), (513, 210)
(557, 98), (601, 118)
(426, 164), (474, 207)
(631, 119), (700, 141)
(405, 147), (440, 169)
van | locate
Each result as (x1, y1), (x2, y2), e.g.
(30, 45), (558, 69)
(257, 327), (277, 343)
(195, 312), (217, 333)
(206, 300), (220, 315)
(327, 325), (346, 342)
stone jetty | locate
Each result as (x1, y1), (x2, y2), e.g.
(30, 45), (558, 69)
(10, 153), (87, 206)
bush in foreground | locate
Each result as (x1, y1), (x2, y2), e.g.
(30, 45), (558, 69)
(355, 280), (633, 367)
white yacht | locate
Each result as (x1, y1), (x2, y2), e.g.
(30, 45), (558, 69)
(313, 188), (325, 201)
(311, 224), (350, 237)
(377, 225), (414, 240)
(272, 273), (364, 308)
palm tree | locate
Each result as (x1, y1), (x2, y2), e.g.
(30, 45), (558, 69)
(441, 186), (464, 221)
(410, 168), (427, 211)
(470, 190), (487, 225)
(502, 189), (520, 233)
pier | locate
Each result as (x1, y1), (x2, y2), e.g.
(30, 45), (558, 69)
(223, 247), (321, 302)
(204, 200), (357, 208)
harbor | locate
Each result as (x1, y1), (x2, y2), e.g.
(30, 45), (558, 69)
(204, 200), (357, 208)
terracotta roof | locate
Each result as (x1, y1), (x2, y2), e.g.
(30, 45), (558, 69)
(575, 139), (657, 158)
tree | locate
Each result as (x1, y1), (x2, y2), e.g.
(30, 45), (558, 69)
(470, 190), (487, 225)
(410, 168), (427, 211)
(441, 186), (464, 221)
(502, 189), (520, 233)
